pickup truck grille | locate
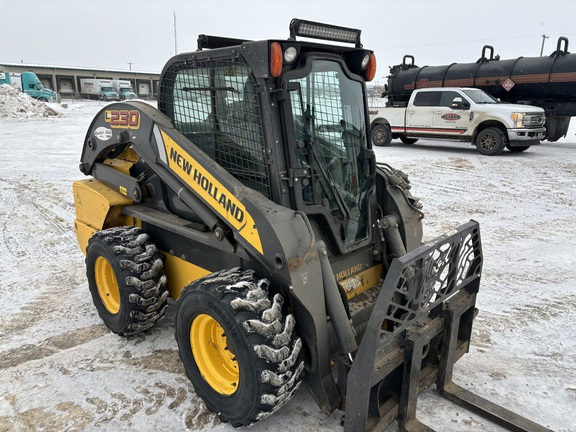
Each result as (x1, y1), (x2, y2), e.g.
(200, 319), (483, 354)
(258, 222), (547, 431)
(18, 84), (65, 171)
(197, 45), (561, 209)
(524, 112), (545, 128)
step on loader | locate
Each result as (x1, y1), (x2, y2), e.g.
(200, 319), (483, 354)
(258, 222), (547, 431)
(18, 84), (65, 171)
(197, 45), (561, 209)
(73, 18), (551, 431)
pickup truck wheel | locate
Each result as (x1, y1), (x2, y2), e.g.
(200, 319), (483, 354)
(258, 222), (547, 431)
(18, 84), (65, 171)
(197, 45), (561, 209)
(175, 268), (304, 427)
(506, 145), (530, 153)
(400, 137), (418, 144)
(38, 97), (48, 102)
(475, 127), (506, 156)
(371, 124), (392, 146)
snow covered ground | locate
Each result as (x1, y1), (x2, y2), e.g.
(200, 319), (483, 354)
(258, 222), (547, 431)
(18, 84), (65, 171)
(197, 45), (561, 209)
(0, 97), (574, 432)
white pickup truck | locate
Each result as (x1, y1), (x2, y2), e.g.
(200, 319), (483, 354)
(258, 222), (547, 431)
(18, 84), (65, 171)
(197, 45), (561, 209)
(369, 87), (546, 155)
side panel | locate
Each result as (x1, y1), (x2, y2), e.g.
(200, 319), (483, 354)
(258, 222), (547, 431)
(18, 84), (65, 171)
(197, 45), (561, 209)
(79, 79), (99, 95)
(163, 253), (211, 299)
(369, 107), (405, 131)
(8, 72), (23, 90)
(405, 104), (435, 133)
(72, 179), (134, 254)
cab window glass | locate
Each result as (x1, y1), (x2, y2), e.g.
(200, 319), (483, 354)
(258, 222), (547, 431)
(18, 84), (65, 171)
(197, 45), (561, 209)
(439, 91), (464, 108)
(413, 91), (438, 106)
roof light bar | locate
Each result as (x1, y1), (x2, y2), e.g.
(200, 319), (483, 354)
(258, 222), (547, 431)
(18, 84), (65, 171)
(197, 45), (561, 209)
(289, 19), (362, 47)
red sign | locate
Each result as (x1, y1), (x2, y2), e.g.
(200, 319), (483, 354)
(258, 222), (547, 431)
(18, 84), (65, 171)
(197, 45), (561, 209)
(441, 113), (461, 121)
(502, 78), (515, 91)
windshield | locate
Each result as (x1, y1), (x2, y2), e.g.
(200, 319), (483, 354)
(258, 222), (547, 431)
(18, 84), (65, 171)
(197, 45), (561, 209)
(462, 89), (498, 104)
(101, 87), (115, 92)
(288, 59), (371, 246)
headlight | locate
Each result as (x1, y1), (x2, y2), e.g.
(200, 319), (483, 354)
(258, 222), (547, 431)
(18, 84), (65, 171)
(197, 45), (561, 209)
(361, 53), (370, 69)
(511, 112), (524, 128)
(284, 46), (298, 63)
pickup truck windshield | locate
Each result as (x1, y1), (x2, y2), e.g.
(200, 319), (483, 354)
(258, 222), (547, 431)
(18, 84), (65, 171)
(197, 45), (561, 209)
(288, 59), (371, 246)
(462, 89), (498, 104)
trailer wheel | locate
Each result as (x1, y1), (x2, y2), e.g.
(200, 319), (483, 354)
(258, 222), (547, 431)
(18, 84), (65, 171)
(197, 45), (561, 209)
(371, 124), (392, 146)
(175, 268), (304, 427)
(506, 144), (531, 153)
(475, 127), (506, 155)
(86, 227), (168, 336)
(400, 137), (418, 144)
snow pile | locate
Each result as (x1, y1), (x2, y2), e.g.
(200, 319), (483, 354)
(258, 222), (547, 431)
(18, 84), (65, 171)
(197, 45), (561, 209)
(0, 84), (59, 118)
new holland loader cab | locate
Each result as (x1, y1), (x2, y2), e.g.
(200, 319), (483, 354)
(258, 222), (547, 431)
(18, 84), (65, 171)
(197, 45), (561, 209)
(73, 19), (549, 432)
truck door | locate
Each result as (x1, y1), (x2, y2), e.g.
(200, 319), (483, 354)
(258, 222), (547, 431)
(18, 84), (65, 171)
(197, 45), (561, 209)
(405, 91), (439, 135)
(432, 90), (470, 136)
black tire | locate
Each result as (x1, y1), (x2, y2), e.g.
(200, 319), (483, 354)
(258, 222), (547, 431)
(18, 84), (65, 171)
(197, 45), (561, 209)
(506, 144), (531, 153)
(400, 137), (419, 144)
(475, 127), (507, 156)
(38, 97), (48, 102)
(175, 268), (304, 427)
(371, 123), (392, 147)
(86, 226), (168, 336)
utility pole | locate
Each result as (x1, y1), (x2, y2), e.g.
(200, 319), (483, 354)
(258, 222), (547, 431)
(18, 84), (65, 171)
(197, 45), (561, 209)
(540, 34), (549, 56)
(173, 10), (178, 55)
(127, 62), (133, 70)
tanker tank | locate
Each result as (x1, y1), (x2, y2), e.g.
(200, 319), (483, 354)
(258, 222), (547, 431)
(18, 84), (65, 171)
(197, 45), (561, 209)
(384, 37), (576, 141)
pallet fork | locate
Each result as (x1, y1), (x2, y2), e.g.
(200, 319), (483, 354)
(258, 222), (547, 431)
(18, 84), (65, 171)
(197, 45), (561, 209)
(344, 221), (551, 432)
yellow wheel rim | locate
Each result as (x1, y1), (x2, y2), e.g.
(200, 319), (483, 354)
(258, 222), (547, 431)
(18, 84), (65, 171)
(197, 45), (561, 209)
(190, 314), (239, 395)
(94, 256), (121, 314)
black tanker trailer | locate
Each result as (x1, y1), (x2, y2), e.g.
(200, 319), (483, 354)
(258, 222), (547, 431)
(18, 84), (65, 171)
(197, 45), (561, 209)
(384, 37), (575, 141)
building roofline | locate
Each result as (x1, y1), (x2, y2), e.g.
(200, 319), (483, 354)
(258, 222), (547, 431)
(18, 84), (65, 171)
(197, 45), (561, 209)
(0, 62), (160, 75)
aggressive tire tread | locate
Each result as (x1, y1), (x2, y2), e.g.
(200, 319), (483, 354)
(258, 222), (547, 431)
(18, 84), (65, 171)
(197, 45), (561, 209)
(86, 226), (168, 336)
(175, 268), (303, 427)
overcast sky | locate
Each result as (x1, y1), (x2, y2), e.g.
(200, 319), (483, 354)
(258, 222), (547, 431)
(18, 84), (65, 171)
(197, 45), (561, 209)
(2, 0), (575, 85)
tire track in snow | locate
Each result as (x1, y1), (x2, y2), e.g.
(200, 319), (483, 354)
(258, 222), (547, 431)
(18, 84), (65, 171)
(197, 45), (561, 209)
(0, 178), (76, 260)
(0, 178), (24, 259)
(0, 325), (108, 370)
(475, 292), (576, 337)
(0, 177), (86, 343)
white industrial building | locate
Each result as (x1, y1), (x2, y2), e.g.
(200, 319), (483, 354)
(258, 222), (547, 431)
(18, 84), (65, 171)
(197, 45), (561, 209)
(0, 62), (160, 99)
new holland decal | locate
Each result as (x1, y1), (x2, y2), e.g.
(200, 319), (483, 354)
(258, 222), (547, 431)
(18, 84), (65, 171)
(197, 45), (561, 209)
(159, 130), (263, 254)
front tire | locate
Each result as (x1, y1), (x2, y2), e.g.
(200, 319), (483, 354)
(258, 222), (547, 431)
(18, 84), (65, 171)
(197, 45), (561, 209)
(175, 268), (304, 427)
(371, 123), (392, 146)
(506, 144), (531, 153)
(475, 127), (507, 155)
(86, 227), (168, 336)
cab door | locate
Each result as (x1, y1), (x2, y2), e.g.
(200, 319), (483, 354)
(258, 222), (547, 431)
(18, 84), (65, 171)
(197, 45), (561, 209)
(405, 91), (438, 135)
(432, 90), (471, 137)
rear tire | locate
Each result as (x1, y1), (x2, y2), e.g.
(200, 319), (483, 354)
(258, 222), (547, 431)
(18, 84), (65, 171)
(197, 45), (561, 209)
(175, 268), (304, 427)
(400, 137), (418, 144)
(371, 124), (392, 146)
(86, 227), (168, 336)
(475, 127), (507, 155)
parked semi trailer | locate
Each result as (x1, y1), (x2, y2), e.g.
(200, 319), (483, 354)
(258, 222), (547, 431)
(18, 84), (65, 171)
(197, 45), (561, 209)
(382, 37), (575, 141)
(0, 70), (58, 102)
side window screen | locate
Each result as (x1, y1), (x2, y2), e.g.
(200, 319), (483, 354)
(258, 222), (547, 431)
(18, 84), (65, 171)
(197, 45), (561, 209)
(161, 60), (271, 198)
(413, 92), (438, 107)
